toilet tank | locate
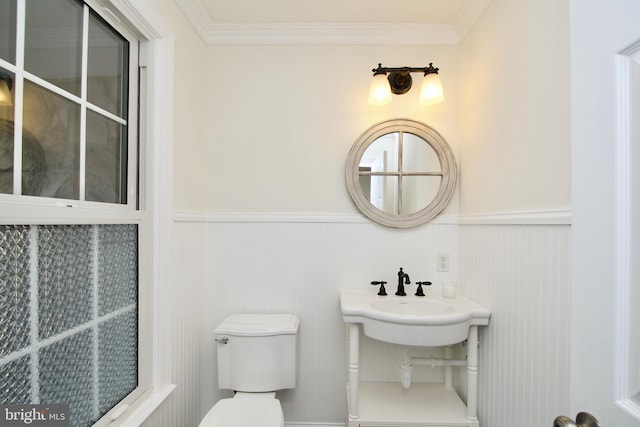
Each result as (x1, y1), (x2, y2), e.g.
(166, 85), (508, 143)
(215, 314), (299, 392)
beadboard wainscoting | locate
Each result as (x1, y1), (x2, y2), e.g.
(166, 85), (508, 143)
(457, 224), (572, 427)
(144, 212), (458, 426)
(143, 212), (571, 427)
(142, 221), (209, 427)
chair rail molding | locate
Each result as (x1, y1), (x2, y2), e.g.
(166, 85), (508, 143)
(172, 211), (459, 225)
(457, 209), (572, 225)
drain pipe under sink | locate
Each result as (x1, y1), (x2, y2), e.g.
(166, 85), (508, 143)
(399, 350), (467, 390)
(400, 362), (413, 389)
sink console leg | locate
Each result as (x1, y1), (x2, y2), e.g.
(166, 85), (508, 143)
(348, 323), (360, 423)
(467, 325), (479, 423)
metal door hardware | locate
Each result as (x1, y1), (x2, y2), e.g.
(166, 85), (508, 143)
(554, 412), (600, 427)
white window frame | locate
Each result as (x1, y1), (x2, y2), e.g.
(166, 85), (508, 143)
(0, 0), (138, 210)
(0, 0), (175, 425)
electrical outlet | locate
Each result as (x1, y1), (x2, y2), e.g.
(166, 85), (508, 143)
(437, 252), (450, 272)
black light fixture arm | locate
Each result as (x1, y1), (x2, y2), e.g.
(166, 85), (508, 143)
(371, 63), (440, 95)
(372, 63), (439, 76)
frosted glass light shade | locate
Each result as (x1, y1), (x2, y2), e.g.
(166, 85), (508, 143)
(0, 79), (12, 106)
(369, 73), (392, 106)
(419, 73), (444, 106)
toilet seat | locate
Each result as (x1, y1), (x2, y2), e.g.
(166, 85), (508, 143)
(198, 398), (284, 427)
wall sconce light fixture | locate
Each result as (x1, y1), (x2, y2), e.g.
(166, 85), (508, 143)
(368, 63), (444, 107)
(0, 72), (13, 107)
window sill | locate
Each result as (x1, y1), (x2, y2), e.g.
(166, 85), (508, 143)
(0, 197), (146, 225)
(114, 384), (177, 426)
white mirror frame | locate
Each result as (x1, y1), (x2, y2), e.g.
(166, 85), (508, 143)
(346, 119), (457, 228)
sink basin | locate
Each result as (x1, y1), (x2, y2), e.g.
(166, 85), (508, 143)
(340, 290), (490, 346)
(370, 298), (455, 316)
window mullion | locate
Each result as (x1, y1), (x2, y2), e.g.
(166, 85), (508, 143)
(79, 5), (90, 202)
(13, 0), (26, 196)
(91, 225), (100, 420)
(29, 226), (40, 403)
(22, 71), (83, 104)
(86, 102), (127, 126)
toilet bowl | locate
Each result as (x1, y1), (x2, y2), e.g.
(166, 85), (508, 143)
(198, 393), (283, 427)
(197, 314), (299, 427)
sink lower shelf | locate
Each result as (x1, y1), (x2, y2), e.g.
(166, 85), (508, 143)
(348, 382), (474, 426)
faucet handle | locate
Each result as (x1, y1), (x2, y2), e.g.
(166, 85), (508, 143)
(415, 281), (432, 297)
(371, 281), (388, 296)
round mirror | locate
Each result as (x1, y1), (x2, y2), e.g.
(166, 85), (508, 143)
(346, 119), (457, 228)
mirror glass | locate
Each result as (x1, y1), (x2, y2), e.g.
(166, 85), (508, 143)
(346, 119), (456, 228)
(358, 132), (441, 215)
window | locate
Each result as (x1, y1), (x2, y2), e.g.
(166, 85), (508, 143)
(0, 1), (147, 426)
(0, 0), (134, 204)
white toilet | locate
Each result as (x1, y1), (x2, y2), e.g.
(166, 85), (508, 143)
(198, 313), (300, 427)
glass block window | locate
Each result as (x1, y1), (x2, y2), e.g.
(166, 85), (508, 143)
(0, 224), (138, 427)
(0, 0), (134, 205)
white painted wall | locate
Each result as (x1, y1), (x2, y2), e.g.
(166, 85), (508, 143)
(155, 0), (209, 211)
(458, 0), (571, 215)
(202, 44), (460, 214)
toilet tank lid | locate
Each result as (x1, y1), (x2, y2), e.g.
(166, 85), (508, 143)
(215, 314), (300, 336)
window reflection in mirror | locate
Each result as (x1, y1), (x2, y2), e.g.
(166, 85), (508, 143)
(357, 131), (442, 216)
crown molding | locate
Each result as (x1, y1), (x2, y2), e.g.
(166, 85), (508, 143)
(204, 23), (459, 45)
(175, 0), (461, 45)
(452, 0), (492, 41)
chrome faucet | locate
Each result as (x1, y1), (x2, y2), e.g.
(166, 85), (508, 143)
(395, 267), (410, 296)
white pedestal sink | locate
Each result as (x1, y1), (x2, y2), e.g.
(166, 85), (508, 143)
(340, 290), (490, 346)
(340, 289), (491, 426)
